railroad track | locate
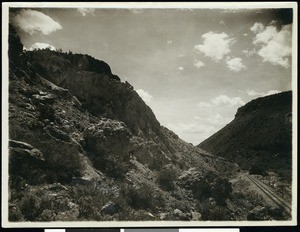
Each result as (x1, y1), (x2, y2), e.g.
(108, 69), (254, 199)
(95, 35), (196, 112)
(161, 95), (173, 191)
(246, 174), (291, 213)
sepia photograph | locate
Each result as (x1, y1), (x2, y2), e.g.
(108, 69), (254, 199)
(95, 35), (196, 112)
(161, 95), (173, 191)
(2, 2), (297, 227)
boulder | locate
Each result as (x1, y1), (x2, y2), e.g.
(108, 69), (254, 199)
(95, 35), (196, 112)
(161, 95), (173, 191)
(9, 140), (46, 185)
(100, 201), (118, 215)
(84, 119), (132, 156)
(32, 93), (55, 104)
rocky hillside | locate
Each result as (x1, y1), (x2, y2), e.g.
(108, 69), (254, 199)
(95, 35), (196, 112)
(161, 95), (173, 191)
(198, 91), (292, 180)
(8, 25), (242, 222)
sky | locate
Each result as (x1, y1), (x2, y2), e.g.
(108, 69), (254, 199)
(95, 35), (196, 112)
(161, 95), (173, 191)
(9, 5), (294, 145)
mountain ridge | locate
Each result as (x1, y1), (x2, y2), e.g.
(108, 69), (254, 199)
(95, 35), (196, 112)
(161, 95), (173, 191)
(198, 91), (292, 180)
(8, 24), (243, 222)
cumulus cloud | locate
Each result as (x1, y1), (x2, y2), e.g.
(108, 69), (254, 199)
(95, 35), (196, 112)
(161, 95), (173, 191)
(242, 49), (256, 57)
(194, 32), (236, 61)
(226, 57), (246, 72)
(12, 9), (62, 35)
(167, 121), (217, 144)
(194, 59), (205, 69)
(167, 122), (216, 134)
(250, 22), (265, 33)
(198, 102), (212, 108)
(207, 113), (233, 125)
(77, 8), (95, 16)
(136, 89), (153, 103)
(211, 95), (245, 107)
(167, 40), (173, 44)
(243, 33), (248, 36)
(195, 113), (233, 126)
(246, 89), (281, 97)
(252, 23), (292, 68)
(219, 20), (225, 26)
(27, 42), (56, 51)
(178, 66), (184, 71)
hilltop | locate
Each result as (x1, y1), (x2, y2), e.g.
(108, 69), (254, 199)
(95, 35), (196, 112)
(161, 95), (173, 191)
(198, 91), (292, 180)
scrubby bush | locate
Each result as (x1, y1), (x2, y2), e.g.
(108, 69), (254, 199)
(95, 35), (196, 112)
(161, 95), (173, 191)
(70, 184), (110, 220)
(123, 183), (155, 210)
(41, 139), (84, 183)
(202, 205), (231, 221)
(191, 179), (211, 200)
(157, 168), (177, 191)
(9, 204), (23, 221)
(20, 192), (42, 221)
(249, 164), (268, 176)
(90, 152), (130, 180)
(211, 177), (232, 205)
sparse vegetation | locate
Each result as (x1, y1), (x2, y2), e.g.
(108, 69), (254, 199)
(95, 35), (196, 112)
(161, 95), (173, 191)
(8, 23), (292, 222)
(157, 167), (177, 191)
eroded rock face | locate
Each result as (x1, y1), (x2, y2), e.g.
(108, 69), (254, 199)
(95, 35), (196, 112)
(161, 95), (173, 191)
(26, 50), (161, 138)
(9, 140), (46, 186)
(84, 119), (132, 156)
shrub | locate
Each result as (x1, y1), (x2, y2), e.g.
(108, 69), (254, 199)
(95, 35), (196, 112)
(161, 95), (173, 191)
(20, 192), (42, 221)
(41, 139), (84, 183)
(211, 177), (232, 205)
(70, 185), (110, 220)
(124, 183), (155, 210)
(9, 204), (23, 221)
(157, 168), (177, 191)
(191, 179), (211, 200)
(203, 205), (231, 221)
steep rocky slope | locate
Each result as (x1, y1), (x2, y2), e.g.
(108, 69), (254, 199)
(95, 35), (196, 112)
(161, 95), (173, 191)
(198, 91), (292, 180)
(8, 25), (241, 222)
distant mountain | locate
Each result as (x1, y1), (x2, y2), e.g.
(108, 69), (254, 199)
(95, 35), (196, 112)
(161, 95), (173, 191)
(8, 25), (240, 222)
(198, 91), (292, 180)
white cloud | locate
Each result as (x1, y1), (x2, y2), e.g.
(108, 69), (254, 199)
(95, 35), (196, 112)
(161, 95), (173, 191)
(242, 49), (256, 57)
(167, 122), (216, 134)
(178, 66), (184, 71)
(194, 32), (236, 61)
(243, 33), (248, 36)
(211, 95), (245, 107)
(194, 113), (233, 126)
(207, 113), (233, 125)
(28, 42), (56, 51)
(226, 57), (246, 72)
(219, 20), (225, 26)
(167, 121), (217, 144)
(252, 24), (292, 68)
(167, 40), (173, 44)
(194, 59), (205, 69)
(12, 9), (62, 35)
(264, 90), (281, 96)
(77, 8), (95, 16)
(136, 89), (153, 103)
(198, 102), (212, 108)
(250, 22), (265, 33)
(246, 89), (281, 97)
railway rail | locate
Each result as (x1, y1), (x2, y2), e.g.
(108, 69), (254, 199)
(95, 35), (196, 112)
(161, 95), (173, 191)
(246, 174), (291, 213)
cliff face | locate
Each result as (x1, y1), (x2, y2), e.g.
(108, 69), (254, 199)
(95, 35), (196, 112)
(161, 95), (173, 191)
(198, 91), (292, 180)
(8, 25), (240, 222)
